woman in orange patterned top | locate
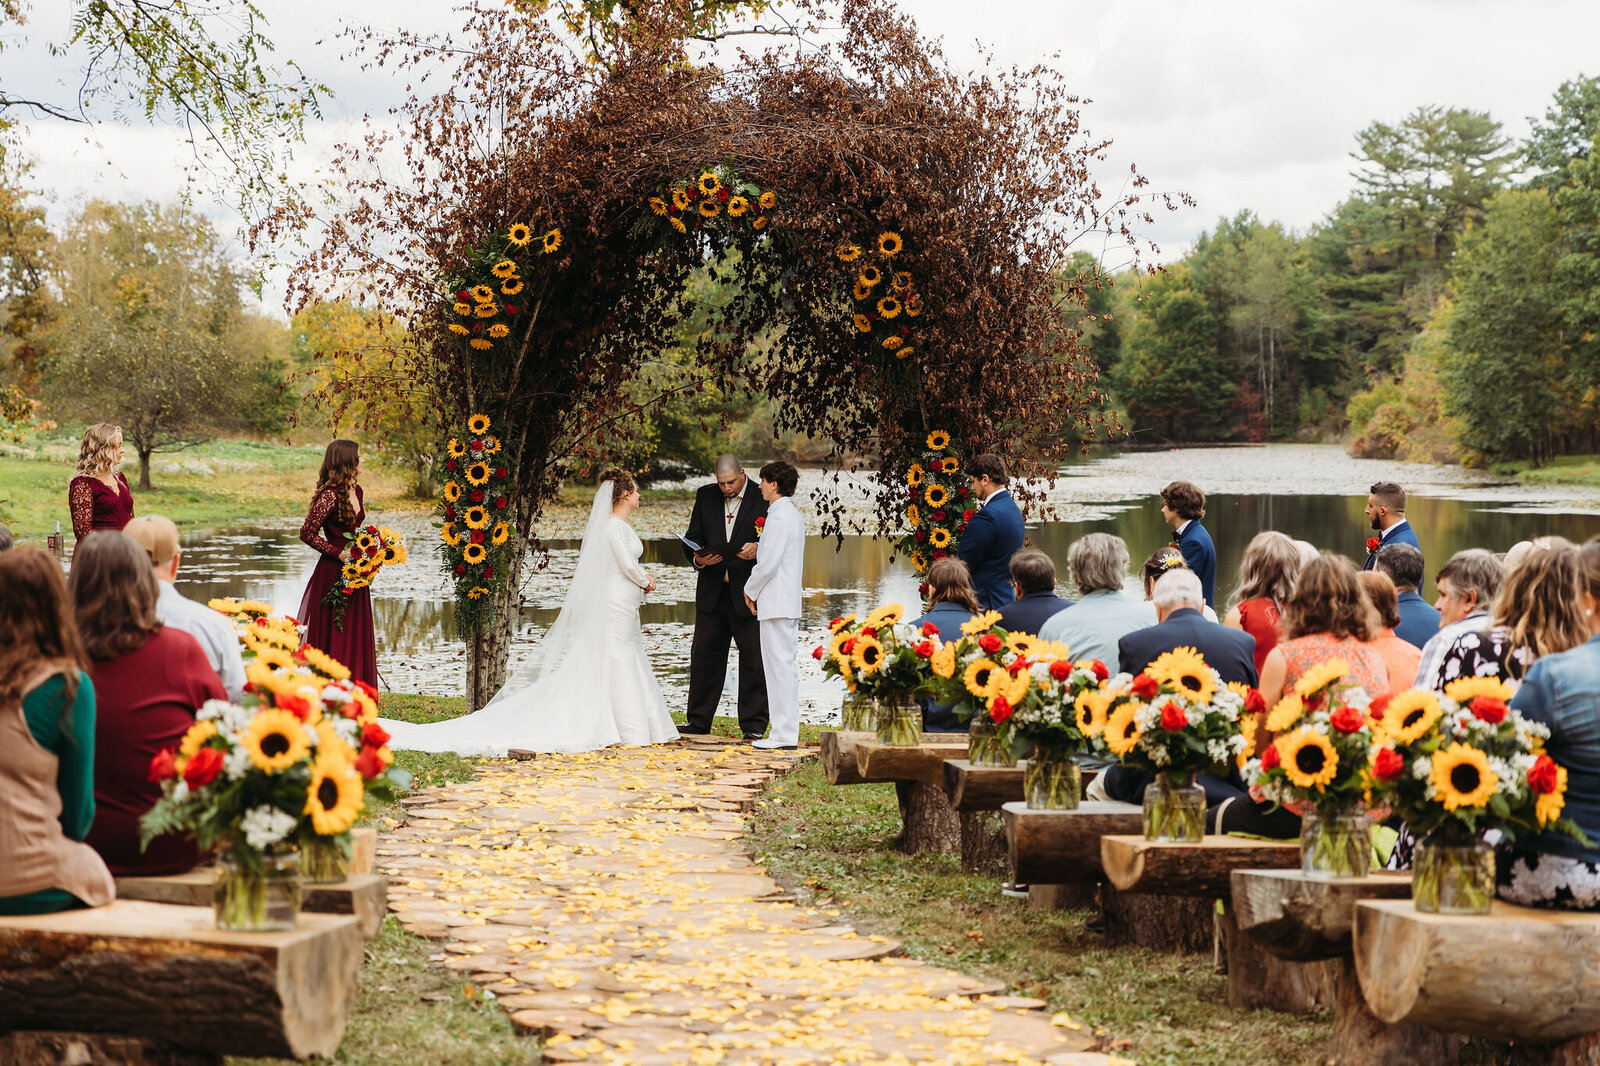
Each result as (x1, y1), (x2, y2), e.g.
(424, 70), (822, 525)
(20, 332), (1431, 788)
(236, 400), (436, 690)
(67, 423), (134, 539)
(1257, 553), (1388, 717)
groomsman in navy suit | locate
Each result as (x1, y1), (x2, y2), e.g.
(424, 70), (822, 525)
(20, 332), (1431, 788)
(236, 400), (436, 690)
(1362, 481), (1422, 573)
(1160, 480), (1216, 608)
(956, 453), (1026, 611)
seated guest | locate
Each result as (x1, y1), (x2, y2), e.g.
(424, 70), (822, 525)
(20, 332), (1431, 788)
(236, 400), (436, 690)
(1224, 531), (1303, 673)
(1141, 547), (1218, 622)
(1500, 535), (1600, 909)
(1039, 533), (1155, 673)
(1414, 549), (1505, 690)
(910, 558), (981, 732)
(1259, 553), (1387, 711)
(71, 532), (225, 876)
(1099, 569), (1258, 808)
(995, 549), (1073, 635)
(1293, 539), (1320, 569)
(1436, 536), (1586, 685)
(0, 548), (116, 915)
(124, 515), (245, 700)
(1159, 480), (1216, 608)
(1357, 571), (1421, 695)
(1374, 542), (1439, 649)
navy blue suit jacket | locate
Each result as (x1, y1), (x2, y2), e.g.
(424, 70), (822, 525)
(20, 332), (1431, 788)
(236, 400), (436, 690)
(997, 590), (1074, 636)
(1363, 520), (1422, 572)
(1175, 521), (1217, 608)
(1393, 590), (1441, 650)
(910, 602), (976, 643)
(1116, 607), (1259, 687)
(957, 489), (1026, 611)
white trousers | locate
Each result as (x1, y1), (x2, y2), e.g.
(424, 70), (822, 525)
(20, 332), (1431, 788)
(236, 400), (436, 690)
(759, 616), (800, 745)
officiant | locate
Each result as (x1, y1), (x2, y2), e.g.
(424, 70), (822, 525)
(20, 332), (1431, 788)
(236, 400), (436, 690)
(681, 454), (770, 739)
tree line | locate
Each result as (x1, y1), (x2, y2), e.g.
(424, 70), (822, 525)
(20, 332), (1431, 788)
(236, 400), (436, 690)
(1091, 75), (1600, 467)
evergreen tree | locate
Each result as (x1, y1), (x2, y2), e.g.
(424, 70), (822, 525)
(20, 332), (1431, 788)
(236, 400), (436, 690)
(1524, 75), (1600, 190)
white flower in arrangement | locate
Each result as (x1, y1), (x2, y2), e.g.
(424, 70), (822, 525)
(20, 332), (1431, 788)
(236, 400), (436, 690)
(240, 805), (298, 850)
(171, 781), (190, 804)
(1411, 756), (1433, 781)
(1487, 756), (1519, 795)
(197, 699), (234, 723)
(1029, 663), (1054, 684)
(1206, 739), (1232, 764)
(322, 686), (351, 704)
(891, 622), (917, 644)
(302, 723), (319, 747)
(1148, 745), (1171, 767)
(223, 746), (254, 781)
(332, 716), (360, 747)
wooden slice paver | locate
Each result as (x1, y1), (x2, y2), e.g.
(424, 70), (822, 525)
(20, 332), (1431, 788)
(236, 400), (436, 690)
(377, 744), (1112, 1064)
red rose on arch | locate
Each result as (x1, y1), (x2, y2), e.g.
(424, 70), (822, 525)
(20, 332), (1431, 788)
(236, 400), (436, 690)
(1372, 746), (1405, 782)
(1470, 697), (1508, 725)
(446, 458), (459, 471)
(977, 633), (1003, 654)
(444, 505), (457, 520)
(932, 549), (948, 560)
(469, 489), (485, 504)
(1007, 657), (1031, 676)
(367, 525), (378, 535)
(1131, 672), (1159, 699)
(1528, 753), (1560, 794)
(932, 509), (946, 522)
(909, 488), (920, 501)
(1260, 742), (1281, 771)
(182, 746), (225, 789)
(1090, 659), (1109, 681)
(470, 530), (486, 544)
(1366, 537), (1381, 554)
(917, 582), (930, 598)
(1049, 659), (1073, 681)
(915, 529), (928, 543)
(1329, 705), (1366, 733)
(494, 466), (508, 478)
(989, 695), (1013, 724)
(504, 304), (518, 315)
(483, 567), (495, 581)
(962, 510), (975, 523)
(469, 440), (484, 452)
(1160, 700), (1188, 731)
(456, 290), (472, 302)
(716, 187), (730, 202)
(494, 496), (508, 510)
(958, 486), (970, 498)
(454, 564), (467, 577)
(148, 748), (178, 782)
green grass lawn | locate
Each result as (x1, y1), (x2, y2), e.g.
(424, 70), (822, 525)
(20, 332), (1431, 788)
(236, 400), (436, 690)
(1490, 454), (1600, 488)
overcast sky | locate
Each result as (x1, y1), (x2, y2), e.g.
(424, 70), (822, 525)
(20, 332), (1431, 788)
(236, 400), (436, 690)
(6, 0), (1597, 313)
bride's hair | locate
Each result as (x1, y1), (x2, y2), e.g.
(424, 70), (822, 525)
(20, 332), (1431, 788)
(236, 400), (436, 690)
(600, 466), (637, 496)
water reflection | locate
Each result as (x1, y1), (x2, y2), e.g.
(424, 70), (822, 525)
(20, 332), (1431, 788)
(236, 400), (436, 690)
(149, 446), (1600, 721)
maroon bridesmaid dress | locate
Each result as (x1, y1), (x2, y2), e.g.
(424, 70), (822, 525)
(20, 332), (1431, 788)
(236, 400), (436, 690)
(297, 485), (379, 688)
(68, 472), (135, 538)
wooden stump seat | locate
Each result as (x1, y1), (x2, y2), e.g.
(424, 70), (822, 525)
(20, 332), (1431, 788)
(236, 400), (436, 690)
(851, 734), (970, 785)
(1099, 835), (1300, 898)
(942, 759), (1025, 811)
(820, 730), (869, 786)
(1002, 801), (1142, 885)
(0, 899), (362, 1060)
(114, 870), (389, 939)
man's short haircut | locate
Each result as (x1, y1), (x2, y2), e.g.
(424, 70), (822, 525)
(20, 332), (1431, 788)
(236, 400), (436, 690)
(0, 524), (12, 553)
(1374, 542), (1424, 591)
(967, 453), (1007, 484)
(1369, 481), (1406, 512)
(759, 460), (798, 497)
(1436, 548), (1504, 608)
(1068, 533), (1129, 594)
(714, 453), (741, 476)
(1160, 480), (1205, 520)
(1009, 548), (1056, 594)
(1151, 568), (1204, 610)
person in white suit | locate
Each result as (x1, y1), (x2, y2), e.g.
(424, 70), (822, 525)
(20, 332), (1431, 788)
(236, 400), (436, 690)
(743, 460), (804, 749)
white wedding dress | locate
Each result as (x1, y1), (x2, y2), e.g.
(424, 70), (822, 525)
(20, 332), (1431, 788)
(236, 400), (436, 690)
(380, 482), (680, 755)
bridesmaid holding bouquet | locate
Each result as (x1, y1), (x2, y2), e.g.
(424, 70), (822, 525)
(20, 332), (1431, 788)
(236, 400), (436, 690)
(298, 440), (378, 687)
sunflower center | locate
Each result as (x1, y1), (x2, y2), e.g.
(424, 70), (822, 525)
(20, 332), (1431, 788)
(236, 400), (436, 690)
(1295, 745), (1326, 775)
(1181, 673), (1202, 691)
(1123, 720), (1137, 739)
(261, 733), (290, 757)
(863, 647), (880, 665)
(1402, 708), (1425, 729)
(1450, 763), (1481, 794)
(974, 668), (992, 688)
(317, 778), (340, 810)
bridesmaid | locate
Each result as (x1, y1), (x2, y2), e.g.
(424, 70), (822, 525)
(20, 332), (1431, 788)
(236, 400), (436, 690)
(68, 423), (134, 539)
(298, 440), (378, 688)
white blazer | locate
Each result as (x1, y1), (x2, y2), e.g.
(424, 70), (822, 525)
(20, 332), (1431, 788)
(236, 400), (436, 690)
(744, 495), (804, 620)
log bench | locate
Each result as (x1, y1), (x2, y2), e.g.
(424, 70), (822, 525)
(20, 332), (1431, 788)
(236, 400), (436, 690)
(823, 732), (990, 863)
(1353, 899), (1600, 1065)
(1099, 835), (1301, 898)
(941, 760), (1101, 812)
(0, 899), (363, 1061)
(114, 869), (389, 939)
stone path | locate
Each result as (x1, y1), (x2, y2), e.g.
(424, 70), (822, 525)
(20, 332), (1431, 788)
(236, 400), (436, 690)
(378, 736), (1124, 1065)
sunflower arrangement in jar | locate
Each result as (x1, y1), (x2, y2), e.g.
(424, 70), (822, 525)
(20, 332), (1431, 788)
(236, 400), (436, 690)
(898, 429), (975, 598)
(836, 602), (943, 745)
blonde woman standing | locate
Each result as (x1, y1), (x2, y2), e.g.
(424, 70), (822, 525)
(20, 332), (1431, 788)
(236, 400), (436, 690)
(68, 423), (134, 539)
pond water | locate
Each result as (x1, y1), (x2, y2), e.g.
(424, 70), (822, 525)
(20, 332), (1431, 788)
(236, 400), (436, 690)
(157, 445), (1600, 722)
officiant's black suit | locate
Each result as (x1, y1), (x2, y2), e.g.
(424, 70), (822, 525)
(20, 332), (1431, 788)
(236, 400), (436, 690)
(683, 482), (770, 735)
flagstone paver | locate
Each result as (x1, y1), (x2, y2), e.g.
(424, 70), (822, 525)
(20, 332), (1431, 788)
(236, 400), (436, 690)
(378, 736), (1123, 1065)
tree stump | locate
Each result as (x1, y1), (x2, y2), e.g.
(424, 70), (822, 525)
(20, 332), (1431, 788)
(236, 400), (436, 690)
(1230, 869), (1413, 961)
(0, 1032), (221, 1066)
(1027, 884), (1097, 911)
(1002, 801), (1143, 885)
(1100, 886), (1213, 954)
(902, 781), (960, 855)
(958, 810), (1007, 874)
(1216, 904), (1339, 1013)
(821, 730), (868, 786)
(1328, 958), (1458, 1066)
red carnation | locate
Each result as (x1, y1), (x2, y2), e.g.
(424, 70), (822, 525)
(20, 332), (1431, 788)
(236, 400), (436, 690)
(1330, 705), (1366, 733)
(1090, 659), (1109, 681)
(494, 466), (508, 478)
(457, 290), (472, 302)
(470, 489), (485, 504)
(470, 530), (486, 544)
(716, 187), (730, 202)
(841, 638), (857, 654)
(915, 641), (935, 658)
(1366, 537), (1381, 554)
(1261, 743), (1281, 771)
(1368, 692), (1393, 723)
(454, 564), (467, 577)
(921, 622), (939, 637)
(446, 458), (459, 471)
(978, 633), (1003, 654)
(1470, 697), (1508, 725)
(1049, 659), (1072, 681)
(1529, 753), (1561, 794)
(362, 721), (391, 748)
(277, 693), (312, 721)
(1373, 746), (1405, 782)
(1160, 700), (1188, 731)
(932, 550), (948, 560)
(148, 748), (178, 782)
(813, 646), (825, 660)
(989, 695), (1013, 723)
(1131, 672), (1159, 699)
(182, 746), (225, 789)
(353, 747), (387, 779)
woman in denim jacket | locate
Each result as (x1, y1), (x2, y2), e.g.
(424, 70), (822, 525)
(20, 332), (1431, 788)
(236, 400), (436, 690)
(1502, 536), (1600, 909)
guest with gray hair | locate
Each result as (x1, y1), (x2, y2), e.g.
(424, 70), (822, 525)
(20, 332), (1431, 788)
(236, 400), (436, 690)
(1414, 548), (1506, 690)
(995, 548), (1073, 635)
(1038, 533), (1155, 673)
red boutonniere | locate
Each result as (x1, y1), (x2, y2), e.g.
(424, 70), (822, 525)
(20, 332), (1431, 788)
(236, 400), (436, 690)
(1366, 537), (1381, 555)
(754, 516), (765, 538)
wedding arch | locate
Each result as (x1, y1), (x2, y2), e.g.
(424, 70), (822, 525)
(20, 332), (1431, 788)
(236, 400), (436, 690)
(264, 0), (1176, 708)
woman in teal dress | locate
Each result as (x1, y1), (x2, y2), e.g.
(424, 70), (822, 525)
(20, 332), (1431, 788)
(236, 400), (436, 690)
(0, 547), (115, 914)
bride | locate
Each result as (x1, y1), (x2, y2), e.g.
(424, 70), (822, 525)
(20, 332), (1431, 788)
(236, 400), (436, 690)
(380, 469), (680, 755)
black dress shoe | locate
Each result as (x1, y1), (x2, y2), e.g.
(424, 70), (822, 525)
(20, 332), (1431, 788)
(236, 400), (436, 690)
(743, 732), (764, 741)
(679, 726), (711, 735)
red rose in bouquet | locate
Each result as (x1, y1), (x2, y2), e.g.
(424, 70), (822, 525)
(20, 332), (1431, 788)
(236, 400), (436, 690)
(1529, 753), (1561, 794)
(1368, 692), (1393, 723)
(989, 695), (1013, 723)
(1131, 672), (1159, 699)
(1366, 537), (1381, 554)
(354, 746), (388, 779)
(1470, 697), (1508, 724)
(1329, 705), (1366, 733)
(183, 746), (225, 788)
(362, 721), (392, 748)
(1049, 660), (1072, 681)
(914, 641), (935, 658)
(1260, 743), (1281, 770)
(470, 489), (485, 503)
(1090, 659), (1109, 680)
(812, 646), (825, 660)
(148, 748), (178, 782)
(932, 550), (948, 560)
(277, 693), (312, 721)
(978, 633), (1003, 654)
(1160, 700), (1187, 731)
(1372, 746), (1405, 782)
(921, 622), (939, 637)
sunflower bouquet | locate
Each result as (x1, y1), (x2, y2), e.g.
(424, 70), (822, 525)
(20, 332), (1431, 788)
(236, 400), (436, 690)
(898, 428), (974, 595)
(650, 165), (778, 239)
(1248, 659), (1379, 877)
(831, 602), (943, 744)
(815, 612), (872, 729)
(443, 219), (562, 355)
(321, 524), (407, 631)
(438, 412), (517, 638)
(1367, 677), (1585, 911)
(1091, 648), (1249, 841)
(840, 230), (924, 365)
(999, 644), (1108, 808)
